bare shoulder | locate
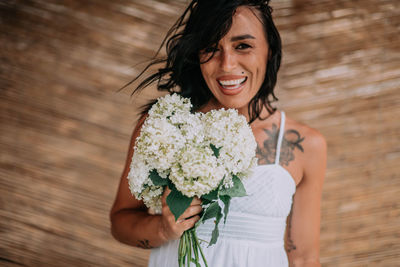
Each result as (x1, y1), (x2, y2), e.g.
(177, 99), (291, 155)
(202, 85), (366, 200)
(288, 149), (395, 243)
(284, 115), (327, 179)
(285, 115), (327, 153)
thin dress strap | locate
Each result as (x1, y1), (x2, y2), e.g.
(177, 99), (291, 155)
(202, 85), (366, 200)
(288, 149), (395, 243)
(275, 111), (286, 165)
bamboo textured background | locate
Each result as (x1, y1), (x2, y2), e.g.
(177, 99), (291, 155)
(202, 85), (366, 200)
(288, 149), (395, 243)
(1, 0), (399, 266)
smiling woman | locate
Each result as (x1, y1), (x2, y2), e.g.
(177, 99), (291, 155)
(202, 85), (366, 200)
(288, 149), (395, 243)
(199, 7), (270, 115)
(110, 1), (326, 267)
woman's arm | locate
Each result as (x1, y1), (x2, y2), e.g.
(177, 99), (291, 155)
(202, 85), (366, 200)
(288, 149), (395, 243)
(110, 115), (202, 249)
(285, 129), (327, 266)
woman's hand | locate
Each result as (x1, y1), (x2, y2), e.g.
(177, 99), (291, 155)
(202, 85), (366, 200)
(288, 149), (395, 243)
(159, 188), (202, 241)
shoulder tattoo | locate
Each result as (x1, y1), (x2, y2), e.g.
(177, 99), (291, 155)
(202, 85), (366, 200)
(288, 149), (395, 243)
(256, 124), (305, 166)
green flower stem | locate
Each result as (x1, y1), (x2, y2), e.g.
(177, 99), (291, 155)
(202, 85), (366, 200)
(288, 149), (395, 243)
(193, 231), (208, 267)
(184, 233), (188, 255)
(178, 229), (209, 267)
(192, 231), (199, 265)
(178, 233), (185, 267)
(186, 232), (191, 267)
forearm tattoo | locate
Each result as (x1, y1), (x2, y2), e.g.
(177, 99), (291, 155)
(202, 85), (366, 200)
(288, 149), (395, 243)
(256, 124), (305, 166)
(137, 239), (153, 249)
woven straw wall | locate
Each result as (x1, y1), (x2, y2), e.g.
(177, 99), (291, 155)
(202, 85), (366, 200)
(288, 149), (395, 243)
(1, 0), (399, 266)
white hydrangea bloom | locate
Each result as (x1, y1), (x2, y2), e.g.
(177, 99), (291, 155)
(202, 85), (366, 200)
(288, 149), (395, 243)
(128, 153), (151, 195)
(169, 111), (204, 144)
(234, 157), (259, 180)
(202, 109), (257, 187)
(169, 144), (225, 197)
(128, 154), (163, 213)
(135, 116), (185, 173)
(140, 186), (163, 214)
(148, 93), (192, 119)
(127, 93), (257, 212)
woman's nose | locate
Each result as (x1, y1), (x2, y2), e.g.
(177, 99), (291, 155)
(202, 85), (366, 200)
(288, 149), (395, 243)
(220, 50), (237, 72)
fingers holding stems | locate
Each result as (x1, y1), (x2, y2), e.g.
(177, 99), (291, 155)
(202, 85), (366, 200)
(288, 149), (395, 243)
(160, 188), (202, 241)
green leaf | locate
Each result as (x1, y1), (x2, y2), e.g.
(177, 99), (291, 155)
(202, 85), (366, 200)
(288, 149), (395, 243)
(149, 169), (168, 186)
(167, 178), (175, 190)
(209, 208), (223, 247)
(166, 187), (193, 221)
(202, 201), (221, 222)
(202, 188), (218, 201)
(210, 144), (221, 158)
(219, 195), (231, 224)
(219, 175), (247, 198)
(201, 198), (212, 205)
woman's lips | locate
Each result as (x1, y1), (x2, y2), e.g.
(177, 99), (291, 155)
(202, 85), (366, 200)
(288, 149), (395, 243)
(216, 76), (247, 95)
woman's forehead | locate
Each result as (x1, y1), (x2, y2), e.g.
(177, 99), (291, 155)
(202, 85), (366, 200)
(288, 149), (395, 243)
(221, 6), (267, 42)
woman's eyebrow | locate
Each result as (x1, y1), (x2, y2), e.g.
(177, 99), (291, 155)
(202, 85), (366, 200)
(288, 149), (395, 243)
(230, 34), (256, 42)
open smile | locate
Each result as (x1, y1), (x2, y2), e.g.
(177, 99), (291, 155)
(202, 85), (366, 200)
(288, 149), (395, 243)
(217, 77), (247, 90)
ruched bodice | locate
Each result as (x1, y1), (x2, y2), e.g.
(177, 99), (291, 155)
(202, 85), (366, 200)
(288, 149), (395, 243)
(230, 164), (296, 218)
(148, 111), (296, 267)
(196, 164), (295, 246)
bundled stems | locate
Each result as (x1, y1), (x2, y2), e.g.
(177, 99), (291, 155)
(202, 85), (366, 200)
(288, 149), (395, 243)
(178, 229), (208, 267)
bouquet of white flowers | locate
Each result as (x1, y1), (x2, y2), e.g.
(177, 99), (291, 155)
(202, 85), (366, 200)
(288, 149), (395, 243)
(128, 94), (257, 267)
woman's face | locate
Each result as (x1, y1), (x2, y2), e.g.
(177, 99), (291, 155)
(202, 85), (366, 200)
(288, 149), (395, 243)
(200, 6), (269, 116)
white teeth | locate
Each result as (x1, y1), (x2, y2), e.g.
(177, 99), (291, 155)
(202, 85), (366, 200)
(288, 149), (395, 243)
(218, 77), (246, 86)
(222, 84), (241, 90)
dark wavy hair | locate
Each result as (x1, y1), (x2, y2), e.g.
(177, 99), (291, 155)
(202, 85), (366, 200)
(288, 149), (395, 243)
(126, 0), (282, 123)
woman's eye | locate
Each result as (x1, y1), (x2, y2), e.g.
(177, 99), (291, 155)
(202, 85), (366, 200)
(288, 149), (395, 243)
(236, 43), (251, 50)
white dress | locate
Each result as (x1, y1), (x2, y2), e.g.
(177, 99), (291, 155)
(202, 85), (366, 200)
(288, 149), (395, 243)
(149, 111), (296, 267)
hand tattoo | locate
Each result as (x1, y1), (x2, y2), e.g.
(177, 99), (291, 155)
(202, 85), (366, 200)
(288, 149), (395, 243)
(137, 239), (153, 249)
